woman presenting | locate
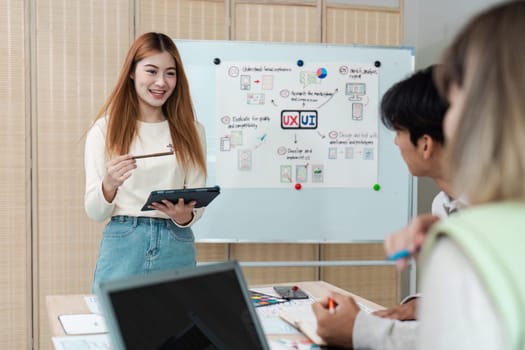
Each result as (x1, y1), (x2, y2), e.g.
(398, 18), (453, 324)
(84, 32), (207, 291)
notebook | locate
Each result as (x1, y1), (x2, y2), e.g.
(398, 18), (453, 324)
(95, 261), (270, 350)
(278, 304), (326, 345)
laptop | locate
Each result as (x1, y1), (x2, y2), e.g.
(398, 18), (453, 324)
(96, 261), (270, 350)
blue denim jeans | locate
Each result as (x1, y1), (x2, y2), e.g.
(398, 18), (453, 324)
(91, 216), (196, 292)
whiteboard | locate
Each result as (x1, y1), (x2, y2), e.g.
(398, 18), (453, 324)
(175, 39), (415, 242)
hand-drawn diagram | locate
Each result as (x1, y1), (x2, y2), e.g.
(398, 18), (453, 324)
(216, 61), (379, 188)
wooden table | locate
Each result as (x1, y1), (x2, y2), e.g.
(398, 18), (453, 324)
(46, 281), (383, 346)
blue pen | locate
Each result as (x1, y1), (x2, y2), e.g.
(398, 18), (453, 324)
(387, 249), (411, 261)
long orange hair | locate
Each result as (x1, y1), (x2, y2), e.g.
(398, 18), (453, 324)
(94, 32), (206, 175)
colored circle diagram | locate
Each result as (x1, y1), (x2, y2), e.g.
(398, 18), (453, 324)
(317, 67), (328, 79)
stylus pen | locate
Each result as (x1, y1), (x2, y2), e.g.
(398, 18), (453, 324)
(387, 249), (411, 261)
(132, 151), (173, 160)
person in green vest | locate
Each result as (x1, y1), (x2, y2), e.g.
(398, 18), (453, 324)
(386, 1), (525, 349)
(414, 1), (525, 348)
(314, 1), (525, 349)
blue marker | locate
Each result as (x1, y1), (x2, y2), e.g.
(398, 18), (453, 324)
(387, 249), (411, 261)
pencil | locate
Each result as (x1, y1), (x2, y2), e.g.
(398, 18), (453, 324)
(132, 151), (173, 160)
(328, 297), (336, 315)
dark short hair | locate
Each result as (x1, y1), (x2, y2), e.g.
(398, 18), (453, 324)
(380, 65), (448, 146)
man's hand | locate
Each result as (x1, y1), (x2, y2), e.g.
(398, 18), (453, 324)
(384, 214), (440, 270)
(373, 298), (418, 321)
(312, 292), (360, 349)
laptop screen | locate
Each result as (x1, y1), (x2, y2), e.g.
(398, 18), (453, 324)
(96, 261), (269, 350)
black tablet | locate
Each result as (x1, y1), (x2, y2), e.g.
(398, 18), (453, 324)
(141, 186), (220, 211)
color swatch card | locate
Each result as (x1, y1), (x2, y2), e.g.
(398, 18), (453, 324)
(250, 290), (288, 307)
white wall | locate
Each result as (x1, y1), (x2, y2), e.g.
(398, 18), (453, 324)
(404, 0), (504, 68)
(402, 0), (505, 213)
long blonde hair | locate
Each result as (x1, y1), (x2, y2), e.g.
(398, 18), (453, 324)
(435, 1), (525, 205)
(95, 32), (206, 175)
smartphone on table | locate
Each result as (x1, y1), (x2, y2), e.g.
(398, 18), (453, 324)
(273, 285), (309, 299)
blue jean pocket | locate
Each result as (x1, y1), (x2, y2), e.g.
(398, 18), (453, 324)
(166, 221), (195, 242)
(103, 220), (135, 238)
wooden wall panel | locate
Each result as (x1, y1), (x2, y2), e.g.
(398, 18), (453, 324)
(231, 243), (318, 284)
(325, 4), (401, 45)
(34, 1), (131, 349)
(196, 243), (229, 261)
(139, 0), (227, 40)
(0, 1), (30, 349)
(232, 1), (321, 42)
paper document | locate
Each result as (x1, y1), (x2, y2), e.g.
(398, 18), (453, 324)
(279, 304), (326, 345)
(58, 313), (107, 335)
(52, 334), (111, 350)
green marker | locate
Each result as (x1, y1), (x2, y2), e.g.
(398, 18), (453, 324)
(373, 184), (381, 191)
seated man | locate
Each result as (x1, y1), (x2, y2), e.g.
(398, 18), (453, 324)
(313, 65), (464, 349)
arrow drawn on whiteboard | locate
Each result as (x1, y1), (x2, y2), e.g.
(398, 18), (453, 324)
(294, 134), (298, 144)
(271, 99), (278, 107)
(317, 131), (326, 139)
(317, 88), (338, 109)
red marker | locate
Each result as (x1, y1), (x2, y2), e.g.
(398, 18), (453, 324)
(328, 297), (336, 314)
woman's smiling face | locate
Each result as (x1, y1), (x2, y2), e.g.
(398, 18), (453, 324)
(131, 51), (177, 118)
